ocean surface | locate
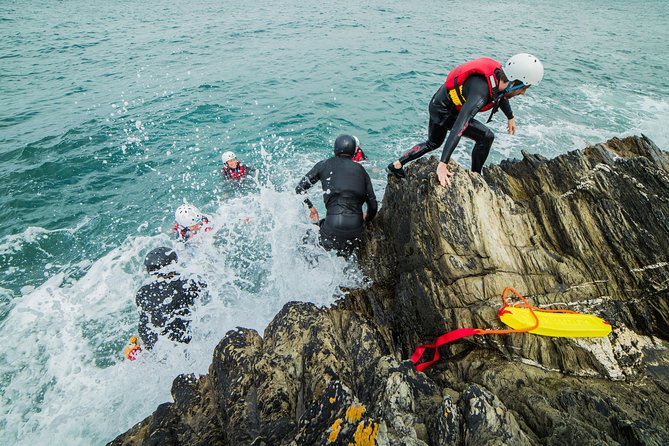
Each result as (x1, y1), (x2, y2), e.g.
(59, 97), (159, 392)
(1, 0), (668, 443)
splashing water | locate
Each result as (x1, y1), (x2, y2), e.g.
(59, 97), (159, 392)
(2, 0), (668, 443)
(0, 177), (368, 444)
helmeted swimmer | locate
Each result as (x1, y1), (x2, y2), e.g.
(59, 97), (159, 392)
(124, 335), (141, 360)
(173, 204), (211, 242)
(296, 134), (378, 257)
(221, 151), (252, 181)
(133, 246), (206, 350)
(386, 53), (544, 187)
(351, 136), (367, 162)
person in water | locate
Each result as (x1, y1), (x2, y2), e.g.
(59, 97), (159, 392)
(135, 247), (206, 349)
(386, 53), (544, 187)
(296, 134), (378, 257)
(221, 151), (252, 181)
(351, 136), (367, 162)
(173, 204), (211, 242)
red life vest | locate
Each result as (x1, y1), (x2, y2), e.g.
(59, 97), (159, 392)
(222, 164), (247, 180)
(173, 216), (211, 241)
(444, 58), (502, 112)
(352, 147), (366, 162)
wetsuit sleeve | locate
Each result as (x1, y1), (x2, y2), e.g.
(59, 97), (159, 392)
(440, 77), (489, 164)
(136, 288), (158, 349)
(295, 161), (323, 207)
(499, 97), (513, 120)
(363, 170), (378, 222)
(179, 278), (203, 307)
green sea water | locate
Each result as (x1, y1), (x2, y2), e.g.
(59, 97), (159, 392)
(1, 0), (668, 443)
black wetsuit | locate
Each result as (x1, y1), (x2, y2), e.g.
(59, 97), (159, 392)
(296, 154), (378, 256)
(399, 74), (513, 172)
(135, 275), (205, 349)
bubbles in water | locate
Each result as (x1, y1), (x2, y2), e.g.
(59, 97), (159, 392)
(0, 179), (365, 445)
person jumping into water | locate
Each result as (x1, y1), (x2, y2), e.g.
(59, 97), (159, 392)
(296, 134), (377, 257)
(386, 53), (544, 187)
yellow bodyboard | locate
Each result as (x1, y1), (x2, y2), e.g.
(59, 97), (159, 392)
(499, 306), (612, 337)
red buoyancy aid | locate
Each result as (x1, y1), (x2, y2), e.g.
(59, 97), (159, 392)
(444, 58), (502, 112)
(173, 216), (211, 241)
(352, 147), (366, 162)
(222, 164), (247, 180)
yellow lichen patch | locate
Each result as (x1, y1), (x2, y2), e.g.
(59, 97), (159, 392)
(348, 421), (378, 446)
(345, 403), (365, 423)
(328, 418), (342, 443)
(329, 397), (335, 404)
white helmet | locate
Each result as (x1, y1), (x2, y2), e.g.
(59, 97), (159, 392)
(504, 53), (544, 87)
(175, 204), (202, 227)
(222, 151), (236, 163)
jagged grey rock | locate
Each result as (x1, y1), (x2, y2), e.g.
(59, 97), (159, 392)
(109, 135), (669, 446)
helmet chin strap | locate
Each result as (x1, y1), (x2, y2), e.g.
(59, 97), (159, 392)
(505, 81), (527, 94)
(487, 81), (528, 123)
(486, 87), (508, 123)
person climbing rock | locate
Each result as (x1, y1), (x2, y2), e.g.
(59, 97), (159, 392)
(296, 134), (377, 257)
(386, 53), (544, 187)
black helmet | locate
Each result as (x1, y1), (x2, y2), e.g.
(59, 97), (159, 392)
(144, 247), (178, 274)
(333, 134), (356, 157)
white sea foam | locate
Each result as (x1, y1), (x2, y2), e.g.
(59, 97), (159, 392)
(0, 185), (364, 445)
(3, 1), (669, 443)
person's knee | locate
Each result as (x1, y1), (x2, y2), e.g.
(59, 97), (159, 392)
(473, 128), (494, 154)
(482, 128), (494, 148)
(471, 129), (495, 173)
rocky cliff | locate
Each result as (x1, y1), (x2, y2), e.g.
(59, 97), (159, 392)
(110, 135), (669, 446)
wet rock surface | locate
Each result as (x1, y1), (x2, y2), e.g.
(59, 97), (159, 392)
(109, 135), (669, 445)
